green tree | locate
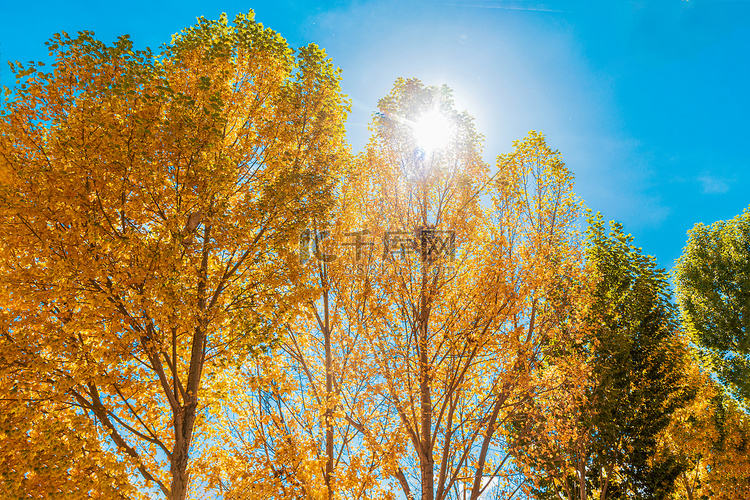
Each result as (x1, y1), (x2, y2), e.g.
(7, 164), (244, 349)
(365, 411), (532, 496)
(674, 206), (750, 406)
(584, 216), (690, 499)
(517, 215), (692, 500)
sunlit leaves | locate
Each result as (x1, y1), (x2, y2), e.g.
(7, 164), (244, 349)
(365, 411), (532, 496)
(674, 205), (750, 406)
(0, 10), (348, 499)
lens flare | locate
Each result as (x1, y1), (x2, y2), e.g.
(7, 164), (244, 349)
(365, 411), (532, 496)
(411, 109), (452, 153)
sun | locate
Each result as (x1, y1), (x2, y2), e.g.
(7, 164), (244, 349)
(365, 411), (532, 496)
(411, 109), (453, 153)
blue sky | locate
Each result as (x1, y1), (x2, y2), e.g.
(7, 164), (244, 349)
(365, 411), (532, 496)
(2, 0), (749, 270)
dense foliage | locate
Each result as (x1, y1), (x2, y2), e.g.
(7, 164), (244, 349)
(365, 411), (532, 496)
(513, 216), (693, 500)
(0, 12), (349, 500)
(1, 11), (747, 500)
(674, 207), (750, 406)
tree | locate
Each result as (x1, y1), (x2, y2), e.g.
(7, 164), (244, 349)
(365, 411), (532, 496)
(508, 290), (593, 500)
(674, 206), (750, 406)
(516, 216), (692, 500)
(0, 12), (349, 500)
(584, 217), (691, 499)
(351, 79), (586, 500)
(364, 82), (587, 500)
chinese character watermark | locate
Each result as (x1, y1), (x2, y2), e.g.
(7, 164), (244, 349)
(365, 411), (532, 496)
(299, 227), (455, 266)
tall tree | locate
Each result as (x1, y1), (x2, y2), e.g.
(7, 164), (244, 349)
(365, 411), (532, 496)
(353, 79), (586, 500)
(0, 12), (349, 500)
(584, 217), (691, 499)
(516, 216), (692, 500)
(674, 205), (750, 406)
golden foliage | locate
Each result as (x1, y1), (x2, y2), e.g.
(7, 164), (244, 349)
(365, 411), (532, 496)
(0, 12), (348, 500)
(200, 78), (588, 500)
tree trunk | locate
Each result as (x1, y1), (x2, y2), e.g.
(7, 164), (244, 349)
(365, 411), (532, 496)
(680, 471), (694, 500)
(419, 268), (434, 500)
(170, 223), (211, 500)
(323, 288), (335, 499)
(171, 404), (196, 500)
(577, 434), (587, 500)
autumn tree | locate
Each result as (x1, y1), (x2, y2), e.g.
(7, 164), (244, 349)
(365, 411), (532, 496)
(657, 355), (750, 500)
(0, 11), (349, 500)
(362, 82), (588, 500)
(516, 216), (692, 500)
(346, 79), (586, 500)
(0, 395), (138, 499)
(674, 205), (750, 407)
(508, 284), (593, 500)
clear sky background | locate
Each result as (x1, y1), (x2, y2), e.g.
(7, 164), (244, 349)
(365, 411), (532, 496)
(1, 0), (749, 272)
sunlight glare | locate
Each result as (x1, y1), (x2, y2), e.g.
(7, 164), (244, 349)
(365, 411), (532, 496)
(412, 109), (453, 153)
